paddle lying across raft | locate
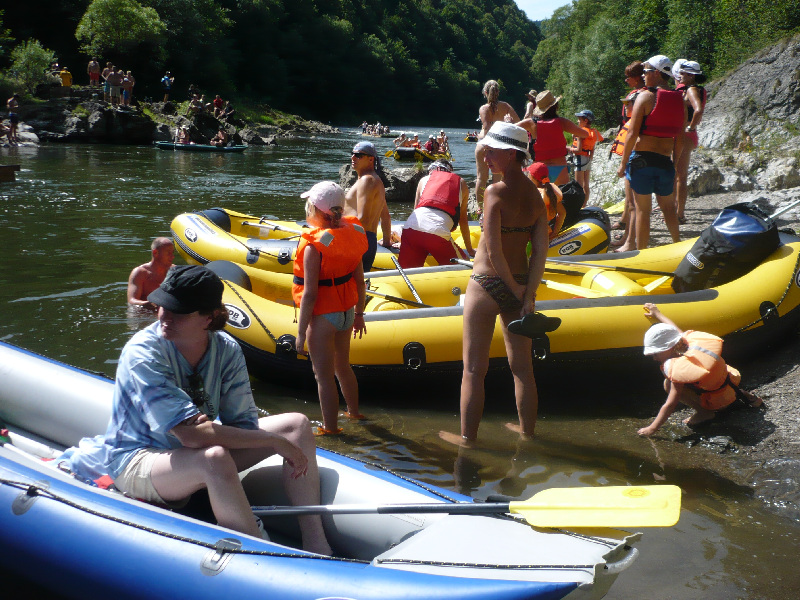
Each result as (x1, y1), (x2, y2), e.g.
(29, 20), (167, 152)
(0, 340), (652, 600)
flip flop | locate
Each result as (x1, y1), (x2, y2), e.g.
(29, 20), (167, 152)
(611, 220), (627, 231)
(677, 216), (687, 225)
(314, 426), (344, 436)
(341, 411), (367, 420)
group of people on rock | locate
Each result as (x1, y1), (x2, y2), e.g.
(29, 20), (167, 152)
(86, 60), (136, 107)
(188, 93), (235, 120)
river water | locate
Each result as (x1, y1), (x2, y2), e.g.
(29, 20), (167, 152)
(1, 129), (798, 598)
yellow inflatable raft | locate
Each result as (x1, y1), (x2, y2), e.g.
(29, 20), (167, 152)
(171, 207), (611, 274)
(205, 231), (800, 386)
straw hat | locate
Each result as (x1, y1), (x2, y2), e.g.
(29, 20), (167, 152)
(532, 90), (561, 116)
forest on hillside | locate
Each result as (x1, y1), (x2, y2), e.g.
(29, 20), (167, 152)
(1, 0), (799, 127)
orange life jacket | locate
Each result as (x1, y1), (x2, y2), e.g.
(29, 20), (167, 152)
(292, 222), (368, 315)
(533, 119), (567, 161)
(640, 87), (684, 138)
(610, 125), (629, 156)
(572, 127), (603, 156)
(663, 331), (741, 410)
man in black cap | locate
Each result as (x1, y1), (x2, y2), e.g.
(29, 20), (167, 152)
(65, 265), (331, 554)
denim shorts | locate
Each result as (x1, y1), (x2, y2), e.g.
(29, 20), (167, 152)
(626, 151), (675, 196)
(321, 307), (355, 331)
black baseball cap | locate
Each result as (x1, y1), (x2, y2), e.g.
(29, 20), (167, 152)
(147, 265), (223, 313)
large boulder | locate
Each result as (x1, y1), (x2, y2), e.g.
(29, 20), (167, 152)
(338, 164), (424, 203)
(700, 34), (800, 149)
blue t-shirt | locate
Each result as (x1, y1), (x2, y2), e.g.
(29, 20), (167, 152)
(161, 75), (171, 89)
(63, 322), (258, 482)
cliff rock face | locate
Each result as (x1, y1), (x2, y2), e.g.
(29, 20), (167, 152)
(700, 34), (800, 150)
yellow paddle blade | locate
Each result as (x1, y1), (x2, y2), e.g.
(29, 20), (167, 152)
(509, 485), (681, 528)
(643, 275), (672, 293)
(384, 149), (394, 157)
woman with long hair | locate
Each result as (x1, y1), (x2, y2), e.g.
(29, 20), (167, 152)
(672, 60), (707, 224)
(475, 80), (520, 212)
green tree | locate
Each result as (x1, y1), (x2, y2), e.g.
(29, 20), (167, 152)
(75, 0), (167, 57)
(0, 11), (15, 65)
(8, 39), (56, 93)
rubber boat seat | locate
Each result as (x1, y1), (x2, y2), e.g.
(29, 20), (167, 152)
(579, 268), (647, 296)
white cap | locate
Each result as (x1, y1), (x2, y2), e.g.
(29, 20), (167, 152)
(680, 60), (703, 75)
(646, 55), (673, 77)
(300, 181), (344, 216)
(643, 324), (682, 355)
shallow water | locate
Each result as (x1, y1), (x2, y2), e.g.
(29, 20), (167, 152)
(1, 133), (799, 598)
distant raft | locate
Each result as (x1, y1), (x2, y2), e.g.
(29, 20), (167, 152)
(155, 141), (247, 152)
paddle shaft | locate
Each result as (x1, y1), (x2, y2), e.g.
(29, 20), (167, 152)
(770, 198), (800, 220)
(254, 502), (509, 517)
(391, 255), (424, 303)
(366, 288), (430, 308)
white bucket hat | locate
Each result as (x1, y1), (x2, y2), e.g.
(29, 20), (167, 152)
(643, 324), (682, 355)
(477, 122), (530, 160)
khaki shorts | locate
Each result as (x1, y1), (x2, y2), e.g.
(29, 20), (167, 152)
(114, 448), (188, 508)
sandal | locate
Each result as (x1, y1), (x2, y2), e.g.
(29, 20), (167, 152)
(611, 220), (627, 231)
(341, 411), (367, 420)
(677, 216), (687, 225)
(314, 426), (344, 436)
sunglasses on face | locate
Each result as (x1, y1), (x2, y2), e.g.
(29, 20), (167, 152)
(643, 68), (657, 73)
(351, 152), (368, 158)
(185, 372), (210, 408)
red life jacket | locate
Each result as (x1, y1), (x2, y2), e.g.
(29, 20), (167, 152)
(533, 119), (567, 161)
(292, 222), (368, 315)
(416, 170), (461, 221)
(640, 87), (684, 138)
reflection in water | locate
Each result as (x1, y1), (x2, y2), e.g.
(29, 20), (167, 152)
(2, 138), (800, 598)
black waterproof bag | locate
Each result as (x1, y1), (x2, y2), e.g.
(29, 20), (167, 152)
(559, 180), (586, 229)
(672, 202), (780, 292)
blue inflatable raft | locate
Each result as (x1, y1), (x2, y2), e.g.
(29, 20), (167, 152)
(0, 341), (640, 599)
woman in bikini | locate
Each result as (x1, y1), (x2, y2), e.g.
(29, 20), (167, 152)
(528, 90), (587, 186)
(475, 80), (520, 213)
(440, 122), (550, 446)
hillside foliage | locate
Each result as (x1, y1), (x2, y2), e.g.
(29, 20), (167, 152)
(0, 1), (799, 127)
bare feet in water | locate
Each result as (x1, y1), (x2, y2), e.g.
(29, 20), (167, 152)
(438, 430), (476, 448)
(504, 422), (534, 439)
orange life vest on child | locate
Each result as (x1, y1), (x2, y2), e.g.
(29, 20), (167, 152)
(292, 222), (368, 315)
(640, 87), (684, 138)
(662, 331), (741, 410)
(533, 119), (567, 161)
(572, 127), (603, 156)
